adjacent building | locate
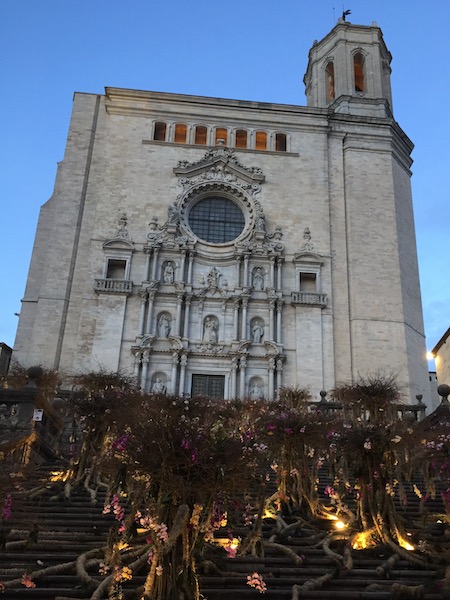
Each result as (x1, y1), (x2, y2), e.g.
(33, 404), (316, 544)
(13, 19), (430, 404)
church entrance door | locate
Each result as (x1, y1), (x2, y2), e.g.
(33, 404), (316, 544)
(191, 374), (225, 399)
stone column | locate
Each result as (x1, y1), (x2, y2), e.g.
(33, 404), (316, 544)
(276, 257), (283, 290)
(198, 299), (204, 340)
(268, 356), (275, 400)
(230, 356), (238, 399)
(241, 297), (249, 340)
(243, 255), (250, 288)
(269, 256), (276, 288)
(151, 248), (160, 281)
(276, 300), (283, 343)
(133, 351), (141, 379)
(183, 295), (191, 339)
(176, 293), (184, 336)
(144, 249), (152, 281)
(233, 297), (240, 341)
(239, 354), (247, 398)
(236, 255), (243, 287)
(220, 301), (227, 343)
(276, 357), (283, 395)
(138, 290), (148, 336)
(179, 250), (186, 283)
(187, 252), (194, 284)
(141, 351), (150, 390)
(171, 352), (179, 394)
(269, 299), (275, 341)
(178, 354), (187, 396)
(145, 291), (156, 334)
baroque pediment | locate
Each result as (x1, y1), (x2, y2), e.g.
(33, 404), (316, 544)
(173, 147), (265, 189)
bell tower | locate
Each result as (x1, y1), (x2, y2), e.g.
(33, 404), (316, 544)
(304, 19), (393, 117)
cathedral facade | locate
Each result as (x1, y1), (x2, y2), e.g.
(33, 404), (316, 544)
(14, 20), (430, 404)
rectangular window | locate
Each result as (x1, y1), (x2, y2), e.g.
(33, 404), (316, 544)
(174, 123), (187, 143)
(194, 126), (207, 145)
(275, 132), (287, 152)
(235, 129), (248, 148)
(153, 122), (166, 141)
(255, 131), (267, 150)
(215, 128), (228, 145)
(106, 259), (127, 279)
(299, 272), (317, 292)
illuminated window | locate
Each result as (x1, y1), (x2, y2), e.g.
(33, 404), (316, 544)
(255, 131), (267, 150)
(174, 123), (187, 143)
(153, 122), (166, 141)
(235, 129), (248, 148)
(189, 197), (245, 244)
(215, 128), (228, 145)
(354, 53), (365, 92)
(325, 61), (335, 102)
(275, 133), (287, 152)
(194, 125), (208, 145)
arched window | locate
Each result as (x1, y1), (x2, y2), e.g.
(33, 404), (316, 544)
(325, 61), (335, 102)
(215, 127), (228, 145)
(235, 129), (248, 148)
(354, 52), (365, 92)
(194, 125), (208, 145)
(275, 132), (287, 152)
(255, 131), (267, 150)
(153, 121), (167, 141)
(174, 123), (187, 144)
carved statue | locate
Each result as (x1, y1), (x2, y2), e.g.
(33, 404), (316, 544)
(168, 202), (180, 225)
(203, 317), (218, 343)
(151, 378), (166, 394)
(163, 263), (174, 284)
(158, 314), (171, 338)
(252, 268), (264, 290)
(250, 383), (263, 400)
(206, 267), (220, 289)
(252, 322), (264, 344)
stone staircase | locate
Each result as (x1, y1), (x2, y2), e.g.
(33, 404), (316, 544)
(0, 465), (448, 599)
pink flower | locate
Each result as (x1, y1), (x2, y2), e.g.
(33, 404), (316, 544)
(225, 544), (237, 558)
(2, 494), (12, 520)
(21, 573), (36, 588)
(247, 571), (267, 593)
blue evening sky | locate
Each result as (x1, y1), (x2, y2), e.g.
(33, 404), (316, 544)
(1, 1), (449, 368)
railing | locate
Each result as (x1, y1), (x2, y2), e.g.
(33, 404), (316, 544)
(291, 292), (327, 307)
(0, 368), (65, 465)
(94, 278), (133, 294)
(307, 391), (427, 421)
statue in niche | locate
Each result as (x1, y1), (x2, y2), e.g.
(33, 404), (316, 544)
(252, 321), (264, 344)
(252, 268), (264, 290)
(158, 314), (171, 338)
(203, 317), (218, 343)
(163, 262), (174, 284)
(255, 213), (266, 232)
(250, 383), (263, 400)
(206, 267), (220, 289)
(151, 378), (166, 394)
(168, 203), (180, 225)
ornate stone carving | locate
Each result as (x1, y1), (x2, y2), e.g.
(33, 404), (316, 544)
(115, 212), (131, 240)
